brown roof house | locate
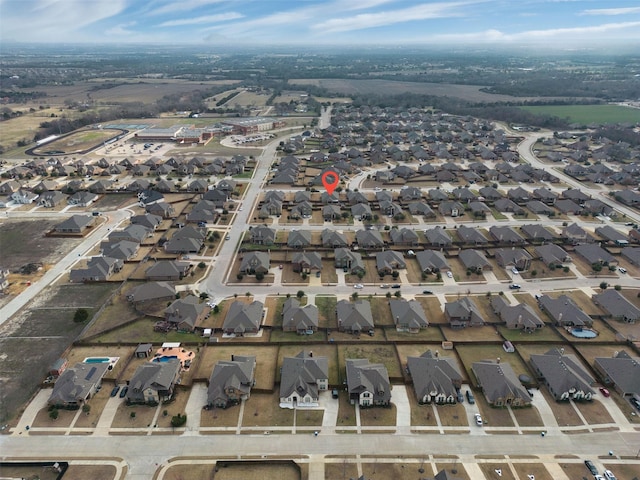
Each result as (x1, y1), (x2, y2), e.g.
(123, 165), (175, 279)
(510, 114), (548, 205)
(336, 299), (374, 334)
(48, 362), (109, 408)
(491, 296), (544, 332)
(530, 348), (595, 402)
(472, 359), (532, 407)
(593, 351), (640, 397)
(206, 355), (256, 408)
(279, 351), (329, 408)
(164, 295), (207, 332)
(346, 358), (391, 407)
(126, 359), (181, 404)
(222, 300), (264, 335)
(407, 350), (462, 405)
(282, 298), (319, 334)
(445, 297), (485, 329)
(389, 298), (428, 332)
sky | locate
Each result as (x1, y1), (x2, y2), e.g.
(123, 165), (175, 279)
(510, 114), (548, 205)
(1, 0), (640, 48)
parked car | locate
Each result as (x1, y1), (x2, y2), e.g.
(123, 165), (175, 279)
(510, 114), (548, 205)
(380, 284), (389, 288)
(119, 386), (128, 398)
(225, 234), (231, 240)
(456, 391), (464, 403)
(331, 389), (339, 399)
(446, 271), (453, 278)
(512, 267), (519, 275)
(422, 290), (433, 294)
(391, 284), (401, 289)
(509, 284), (521, 289)
(584, 460), (598, 476)
(466, 390), (475, 404)
(618, 267), (627, 274)
(474, 413), (483, 426)
(599, 387), (610, 397)
(354, 284), (364, 289)
(110, 386), (120, 397)
(630, 397), (640, 411)
(603, 470), (617, 480)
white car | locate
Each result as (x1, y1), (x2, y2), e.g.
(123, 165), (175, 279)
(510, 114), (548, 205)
(618, 267), (626, 274)
(474, 413), (483, 426)
(603, 470), (617, 480)
(354, 284), (364, 289)
(446, 271), (453, 278)
(512, 267), (519, 275)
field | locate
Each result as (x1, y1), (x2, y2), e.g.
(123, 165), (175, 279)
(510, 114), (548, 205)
(520, 104), (640, 125)
(31, 128), (121, 155)
(164, 462), (300, 480)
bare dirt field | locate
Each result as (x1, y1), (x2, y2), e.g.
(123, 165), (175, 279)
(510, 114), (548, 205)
(165, 461), (301, 480)
(0, 219), (83, 271)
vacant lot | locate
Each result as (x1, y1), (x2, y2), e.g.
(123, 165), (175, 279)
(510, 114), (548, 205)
(165, 461), (300, 480)
(0, 219), (82, 271)
(478, 462), (516, 480)
(520, 104), (640, 125)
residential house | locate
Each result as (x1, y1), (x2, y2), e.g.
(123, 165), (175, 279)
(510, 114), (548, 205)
(186, 200), (218, 224)
(507, 187), (530, 204)
(336, 299), (374, 334)
(489, 226), (525, 244)
(292, 252), (322, 273)
(444, 298), (485, 329)
(389, 298), (428, 332)
(456, 226), (488, 245)
(203, 188), (228, 208)
(390, 228), (419, 246)
(322, 204), (341, 221)
(48, 362), (110, 407)
(592, 289), (640, 324)
(407, 350), (462, 404)
(493, 198), (525, 215)
(534, 244), (571, 267)
(555, 199), (583, 215)
(126, 360), (181, 404)
(425, 227), (452, 247)
(69, 256), (123, 283)
(128, 282), (176, 304)
(355, 229), (384, 248)
(239, 252), (270, 275)
(207, 355), (256, 408)
(334, 248), (365, 275)
(250, 226), (276, 245)
(100, 240), (139, 260)
(593, 351), (640, 397)
(416, 250), (450, 273)
(530, 348), (595, 401)
(595, 225), (629, 246)
(538, 295), (593, 327)
(346, 358), (391, 407)
(351, 203), (372, 220)
(621, 247), (640, 266)
(9, 189), (38, 204)
(521, 224), (555, 242)
(164, 226), (205, 254)
(130, 213), (162, 231)
(322, 229), (348, 248)
(165, 295), (207, 332)
(146, 201), (175, 219)
(459, 249), (492, 271)
(38, 190), (67, 208)
(375, 250), (406, 275)
(279, 351), (328, 408)
(282, 298), (319, 334)
(491, 296), (544, 332)
(407, 202), (435, 218)
(222, 300), (264, 335)
(145, 261), (190, 281)
(287, 230), (312, 248)
(67, 191), (98, 207)
(574, 244), (617, 267)
(472, 359), (532, 407)
(54, 215), (95, 234)
(438, 200), (465, 217)
(108, 224), (151, 244)
(533, 188), (558, 205)
(561, 223), (591, 244)
(494, 248), (533, 271)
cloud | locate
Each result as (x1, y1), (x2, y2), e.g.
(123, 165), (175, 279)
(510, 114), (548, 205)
(159, 12), (244, 27)
(581, 7), (640, 16)
(149, 0), (227, 16)
(311, 1), (481, 33)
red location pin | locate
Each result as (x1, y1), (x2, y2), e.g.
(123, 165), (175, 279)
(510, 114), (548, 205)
(321, 170), (340, 196)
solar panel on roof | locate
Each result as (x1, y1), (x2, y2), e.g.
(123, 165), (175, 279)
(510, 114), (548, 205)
(85, 366), (97, 380)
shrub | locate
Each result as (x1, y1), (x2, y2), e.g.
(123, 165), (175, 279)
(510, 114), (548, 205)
(171, 413), (187, 428)
(614, 285), (621, 291)
(73, 308), (89, 323)
(49, 408), (59, 420)
(198, 262), (206, 269)
(255, 272), (265, 281)
(236, 273), (244, 280)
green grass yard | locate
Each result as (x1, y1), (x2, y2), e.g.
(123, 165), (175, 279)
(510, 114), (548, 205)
(520, 104), (640, 125)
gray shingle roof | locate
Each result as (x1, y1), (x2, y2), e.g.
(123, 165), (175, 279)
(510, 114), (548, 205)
(279, 351), (328, 401)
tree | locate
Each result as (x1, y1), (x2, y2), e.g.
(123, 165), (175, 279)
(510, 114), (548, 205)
(198, 262), (206, 269)
(599, 281), (608, 291)
(351, 292), (359, 300)
(130, 411), (136, 419)
(394, 291), (402, 298)
(255, 272), (265, 281)
(296, 290), (305, 299)
(213, 305), (220, 314)
(171, 413), (187, 428)
(82, 404), (91, 414)
(73, 308), (89, 323)
(199, 292), (209, 300)
(614, 284), (622, 291)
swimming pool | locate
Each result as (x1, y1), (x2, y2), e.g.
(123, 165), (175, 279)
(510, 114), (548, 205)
(84, 357), (110, 363)
(569, 327), (598, 338)
(152, 355), (178, 363)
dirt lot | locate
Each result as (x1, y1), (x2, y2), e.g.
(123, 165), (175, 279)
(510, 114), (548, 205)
(164, 461), (300, 480)
(362, 461), (434, 479)
(512, 463), (554, 480)
(200, 400), (241, 428)
(478, 462), (516, 480)
(325, 461), (358, 480)
(0, 219), (83, 271)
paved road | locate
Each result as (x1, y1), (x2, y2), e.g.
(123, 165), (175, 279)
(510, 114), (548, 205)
(0, 208), (133, 326)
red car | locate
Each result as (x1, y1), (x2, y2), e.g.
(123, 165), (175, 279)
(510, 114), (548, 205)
(599, 387), (610, 397)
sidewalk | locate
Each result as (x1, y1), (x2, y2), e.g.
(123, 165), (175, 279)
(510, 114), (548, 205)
(13, 389), (50, 435)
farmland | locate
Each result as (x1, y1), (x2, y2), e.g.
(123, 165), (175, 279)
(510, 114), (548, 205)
(520, 104), (640, 125)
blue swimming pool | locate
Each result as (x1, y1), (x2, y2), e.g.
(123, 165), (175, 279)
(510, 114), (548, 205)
(570, 327), (598, 338)
(152, 355), (178, 363)
(84, 357), (110, 363)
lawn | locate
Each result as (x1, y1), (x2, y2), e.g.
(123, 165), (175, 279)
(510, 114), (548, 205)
(241, 391), (294, 428)
(92, 317), (204, 344)
(362, 462), (434, 479)
(74, 386), (112, 429)
(338, 344), (402, 379)
(58, 465), (117, 480)
(415, 296), (446, 324)
(511, 406), (544, 427)
(497, 325), (563, 342)
(155, 389), (191, 428)
(335, 393), (357, 428)
(80, 293), (141, 340)
(200, 402), (241, 428)
(573, 399), (614, 425)
(315, 295), (337, 328)
(478, 462), (516, 480)
(359, 404), (396, 426)
(520, 104), (640, 125)
(512, 463), (554, 480)
(539, 388), (583, 427)
(165, 462), (301, 480)
(295, 408), (324, 427)
(384, 326), (445, 342)
(442, 325), (502, 343)
(369, 297), (394, 326)
(407, 390), (439, 427)
(111, 401), (158, 428)
(32, 405), (77, 428)
(325, 462), (358, 480)
(436, 402), (468, 427)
